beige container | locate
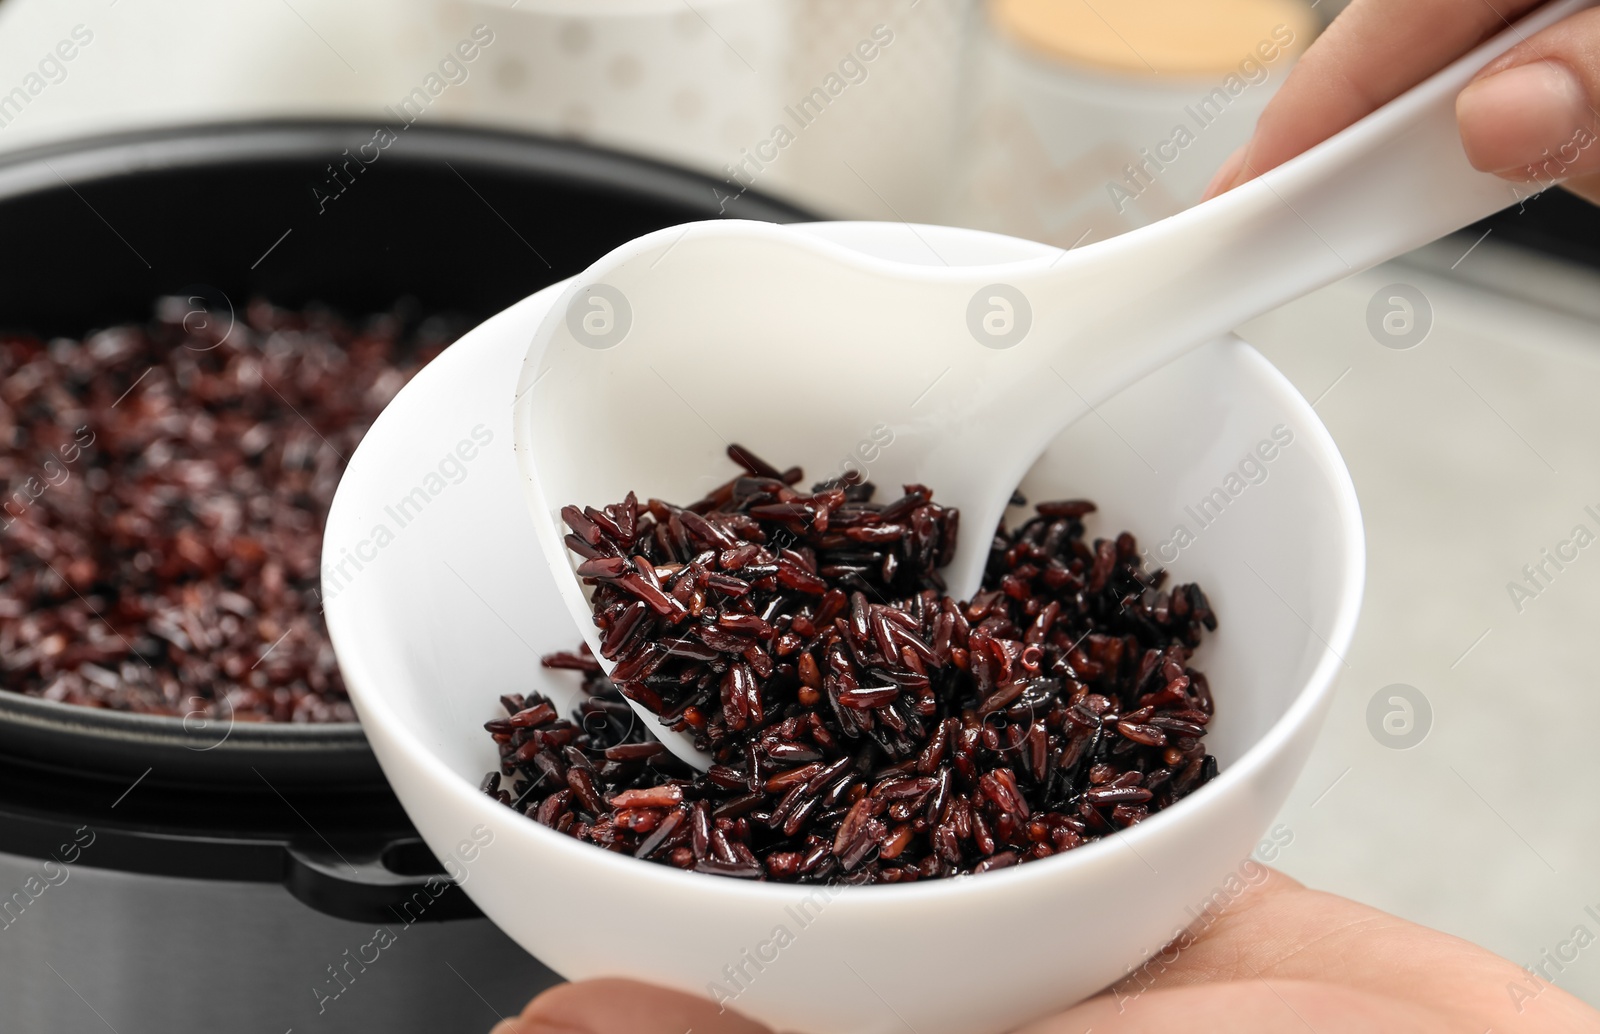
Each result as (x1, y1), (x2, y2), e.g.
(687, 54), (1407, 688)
(765, 0), (976, 220)
(450, 0), (977, 218)
(452, 0), (788, 184)
(946, 0), (1318, 247)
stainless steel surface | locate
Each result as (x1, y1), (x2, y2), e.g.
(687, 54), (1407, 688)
(0, 850), (559, 1033)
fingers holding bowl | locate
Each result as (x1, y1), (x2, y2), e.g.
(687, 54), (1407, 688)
(492, 978), (776, 1034)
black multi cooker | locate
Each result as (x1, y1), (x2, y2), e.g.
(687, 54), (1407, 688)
(0, 121), (807, 1034)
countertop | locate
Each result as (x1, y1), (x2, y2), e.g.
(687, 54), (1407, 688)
(1240, 235), (1600, 1007)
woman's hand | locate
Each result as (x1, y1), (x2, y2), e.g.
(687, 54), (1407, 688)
(491, 867), (1600, 1033)
(1204, 0), (1600, 203)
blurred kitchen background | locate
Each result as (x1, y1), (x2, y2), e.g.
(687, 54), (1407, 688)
(3, 0), (1599, 1012)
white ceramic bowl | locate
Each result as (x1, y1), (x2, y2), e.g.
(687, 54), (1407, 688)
(323, 222), (1363, 1034)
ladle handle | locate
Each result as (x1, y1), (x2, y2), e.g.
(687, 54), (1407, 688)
(1040, 0), (1598, 393)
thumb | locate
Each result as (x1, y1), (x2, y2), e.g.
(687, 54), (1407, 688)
(491, 977), (775, 1034)
(1456, 7), (1600, 195)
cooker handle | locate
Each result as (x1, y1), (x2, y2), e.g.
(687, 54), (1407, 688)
(282, 839), (484, 924)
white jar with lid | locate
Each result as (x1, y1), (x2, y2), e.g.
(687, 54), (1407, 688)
(945, 0), (1320, 247)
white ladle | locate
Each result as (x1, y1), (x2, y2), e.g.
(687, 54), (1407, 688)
(517, 0), (1593, 770)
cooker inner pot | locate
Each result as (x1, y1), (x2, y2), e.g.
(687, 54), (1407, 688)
(0, 120), (810, 788)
